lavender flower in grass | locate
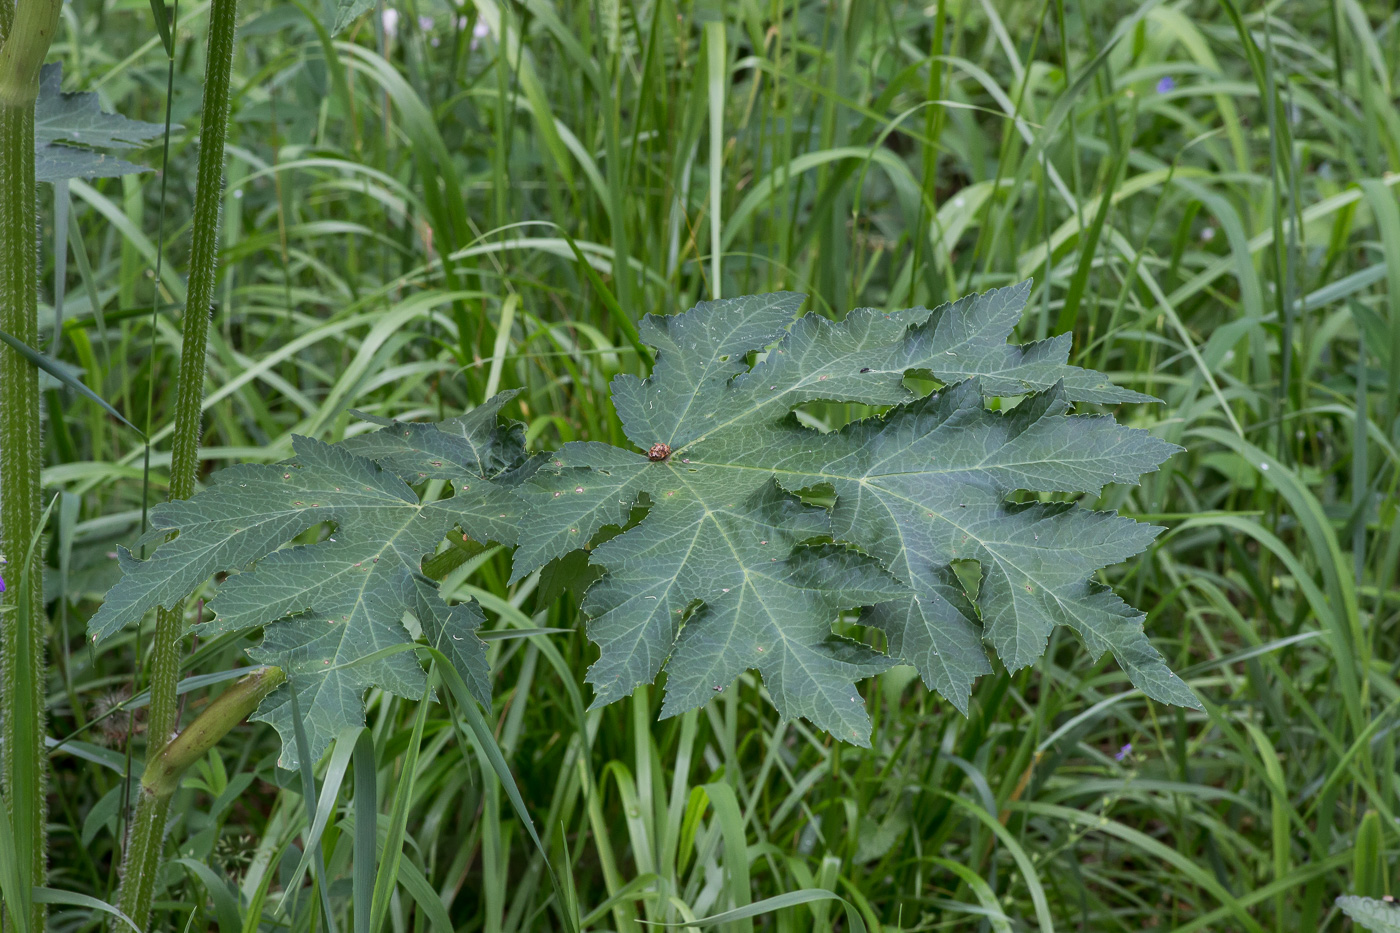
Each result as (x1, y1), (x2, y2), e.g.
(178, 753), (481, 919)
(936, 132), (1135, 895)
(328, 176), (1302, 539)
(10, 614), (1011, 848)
(455, 16), (489, 50)
(1115, 743), (1133, 762)
(1156, 76), (1176, 94)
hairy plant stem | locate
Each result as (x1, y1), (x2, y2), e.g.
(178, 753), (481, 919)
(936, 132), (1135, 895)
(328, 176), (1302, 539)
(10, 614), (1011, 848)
(116, 0), (241, 927)
(0, 2), (63, 931)
(117, 668), (283, 932)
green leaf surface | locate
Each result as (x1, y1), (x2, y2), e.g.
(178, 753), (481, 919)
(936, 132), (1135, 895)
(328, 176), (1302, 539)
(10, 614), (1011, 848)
(328, 0), (376, 36)
(516, 282), (1190, 742)
(1337, 896), (1400, 933)
(34, 64), (167, 182)
(90, 418), (527, 766)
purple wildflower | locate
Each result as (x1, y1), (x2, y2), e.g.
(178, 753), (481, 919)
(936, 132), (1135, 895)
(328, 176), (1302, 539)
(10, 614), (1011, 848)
(1156, 76), (1176, 94)
(1115, 743), (1132, 762)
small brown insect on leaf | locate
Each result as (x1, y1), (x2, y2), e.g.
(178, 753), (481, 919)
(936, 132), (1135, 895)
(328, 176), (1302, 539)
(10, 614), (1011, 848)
(648, 443), (672, 462)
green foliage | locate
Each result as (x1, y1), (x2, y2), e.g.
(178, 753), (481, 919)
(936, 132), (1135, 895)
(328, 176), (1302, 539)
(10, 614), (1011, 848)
(324, 0), (375, 36)
(33, 63), (165, 181)
(37, 1), (1400, 930)
(91, 394), (531, 765)
(1356, 810), (1386, 897)
(515, 283), (1190, 743)
(95, 284), (1189, 757)
(1338, 896), (1400, 933)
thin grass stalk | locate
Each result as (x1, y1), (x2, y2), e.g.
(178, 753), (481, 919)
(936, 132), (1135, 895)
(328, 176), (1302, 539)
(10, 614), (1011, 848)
(705, 19), (724, 299)
(0, 2), (63, 930)
(116, 0), (242, 926)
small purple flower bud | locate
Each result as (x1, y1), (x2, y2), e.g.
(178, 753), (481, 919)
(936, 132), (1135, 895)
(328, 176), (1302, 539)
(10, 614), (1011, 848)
(1156, 76), (1176, 94)
(1115, 743), (1132, 761)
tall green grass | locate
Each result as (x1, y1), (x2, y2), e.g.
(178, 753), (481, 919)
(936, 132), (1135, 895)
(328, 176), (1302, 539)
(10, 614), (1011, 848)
(25, 0), (1400, 930)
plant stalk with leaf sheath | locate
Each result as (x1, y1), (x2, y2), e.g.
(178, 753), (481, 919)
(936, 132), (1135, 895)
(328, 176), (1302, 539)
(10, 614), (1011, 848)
(139, 667), (285, 800)
(0, 2), (63, 930)
(116, 0), (245, 927)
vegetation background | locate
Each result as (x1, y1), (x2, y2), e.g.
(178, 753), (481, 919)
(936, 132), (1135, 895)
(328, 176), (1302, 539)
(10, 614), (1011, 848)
(19, 0), (1400, 929)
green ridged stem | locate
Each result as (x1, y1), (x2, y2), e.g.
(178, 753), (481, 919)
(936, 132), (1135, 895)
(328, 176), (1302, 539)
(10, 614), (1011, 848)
(115, 0), (241, 928)
(0, 2), (63, 931)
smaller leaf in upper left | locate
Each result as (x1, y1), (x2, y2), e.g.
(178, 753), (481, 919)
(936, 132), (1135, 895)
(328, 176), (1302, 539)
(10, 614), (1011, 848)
(34, 63), (168, 182)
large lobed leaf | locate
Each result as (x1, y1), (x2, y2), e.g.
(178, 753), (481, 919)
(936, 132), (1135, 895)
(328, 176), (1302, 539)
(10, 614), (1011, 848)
(512, 282), (1191, 744)
(90, 393), (531, 766)
(94, 283), (1191, 762)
